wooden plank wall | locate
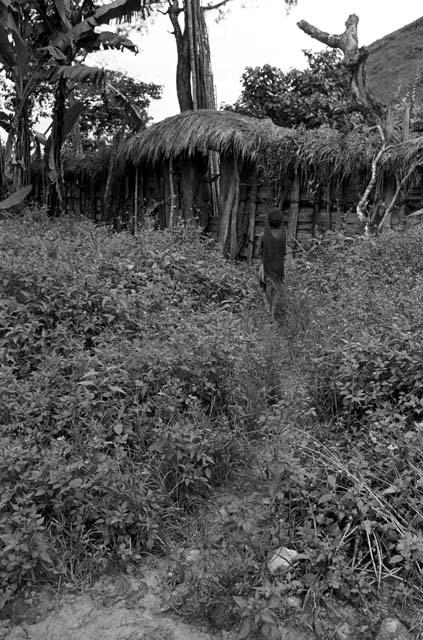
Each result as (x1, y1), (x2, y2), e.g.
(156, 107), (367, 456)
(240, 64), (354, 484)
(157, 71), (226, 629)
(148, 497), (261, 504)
(235, 170), (366, 261)
(32, 160), (423, 255)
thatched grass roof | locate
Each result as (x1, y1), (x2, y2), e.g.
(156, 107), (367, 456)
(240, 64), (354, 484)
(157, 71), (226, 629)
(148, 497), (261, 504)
(120, 109), (384, 179)
(120, 109), (283, 165)
(119, 109), (423, 182)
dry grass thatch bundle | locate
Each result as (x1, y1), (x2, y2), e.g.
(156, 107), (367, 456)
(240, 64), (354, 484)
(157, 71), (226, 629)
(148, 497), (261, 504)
(114, 109), (423, 186)
(120, 109), (283, 166)
(119, 109), (385, 180)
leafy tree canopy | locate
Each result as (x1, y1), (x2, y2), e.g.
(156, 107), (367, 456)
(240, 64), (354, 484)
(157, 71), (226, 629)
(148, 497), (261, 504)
(227, 49), (355, 130)
(74, 72), (162, 146)
(27, 70), (162, 151)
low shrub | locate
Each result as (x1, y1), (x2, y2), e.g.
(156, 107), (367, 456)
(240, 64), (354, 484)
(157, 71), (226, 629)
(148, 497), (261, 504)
(284, 228), (423, 355)
(0, 212), (275, 601)
(310, 330), (423, 428)
(266, 421), (423, 607)
(271, 228), (423, 606)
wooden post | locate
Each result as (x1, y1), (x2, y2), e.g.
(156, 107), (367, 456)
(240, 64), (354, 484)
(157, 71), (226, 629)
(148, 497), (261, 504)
(133, 166), (138, 235)
(380, 180), (396, 232)
(75, 184), (80, 217)
(208, 151), (220, 219)
(169, 157), (176, 227)
(247, 168), (258, 265)
(312, 186), (321, 237)
(324, 182), (332, 232)
(286, 172), (300, 263)
(181, 162), (197, 219)
(221, 165), (238, 257)
(139, 171), (144, 226)
(333, 182), (344, 231)
(219, 158), (234, 244)
(402, 101), (410, 142)
(163, 167), (170, 227)
(229, 158), (240, 260)
(386, 105), (394, 141)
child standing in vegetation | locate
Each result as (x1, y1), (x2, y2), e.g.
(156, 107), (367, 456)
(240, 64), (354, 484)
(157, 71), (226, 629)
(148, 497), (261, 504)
(257, 207), (286, 322)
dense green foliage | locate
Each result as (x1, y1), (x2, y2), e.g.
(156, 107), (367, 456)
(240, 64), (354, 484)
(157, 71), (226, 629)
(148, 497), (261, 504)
(32, 72), (162, 149)
(78, 73), (162, 145)
(278, 229), (423, 604)
(169, 229), (423, 639)
(228, 50), (354, 129)
(0, 212), (278, 603)
(2, 212), (423, 635)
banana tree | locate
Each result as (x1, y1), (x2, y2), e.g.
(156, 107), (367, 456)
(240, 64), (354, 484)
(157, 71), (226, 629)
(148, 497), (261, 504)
(38, 0), (143, 216)
(0, 0), (152, 213)
(0, 0), (38, 192)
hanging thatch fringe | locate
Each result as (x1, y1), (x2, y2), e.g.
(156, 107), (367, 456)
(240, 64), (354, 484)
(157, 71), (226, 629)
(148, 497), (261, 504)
(118, 110), (423, 185)
(119, 110), (282, 167)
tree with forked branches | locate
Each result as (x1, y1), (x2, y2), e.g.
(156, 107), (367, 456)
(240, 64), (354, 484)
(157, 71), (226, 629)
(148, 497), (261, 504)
(298, 14), (413, 233)
(142, 0), (298, 113)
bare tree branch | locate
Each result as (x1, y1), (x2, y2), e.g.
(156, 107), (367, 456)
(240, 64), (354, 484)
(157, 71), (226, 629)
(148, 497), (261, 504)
(203, 0), (232, 10)
(378, 165), (416, 232)
(298, 13), (391, 232)
(298, 14), (385, 123)
(356, 124), (390, 229)
(297, 14), (362, 63)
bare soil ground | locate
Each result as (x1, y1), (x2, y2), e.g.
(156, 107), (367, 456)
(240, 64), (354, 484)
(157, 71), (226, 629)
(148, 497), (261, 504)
(0, 558), (314, 640)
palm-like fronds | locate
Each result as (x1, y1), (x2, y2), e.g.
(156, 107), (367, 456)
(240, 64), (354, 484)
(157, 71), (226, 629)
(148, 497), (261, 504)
(53, 64), (106, 87)
(78, 31), (138, 53)
(0, 184), (32, 209)
(0, 24), (16, 68)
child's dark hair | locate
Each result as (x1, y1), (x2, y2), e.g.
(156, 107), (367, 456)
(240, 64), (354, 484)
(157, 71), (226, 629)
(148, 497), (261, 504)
(268, 207), (283, 228)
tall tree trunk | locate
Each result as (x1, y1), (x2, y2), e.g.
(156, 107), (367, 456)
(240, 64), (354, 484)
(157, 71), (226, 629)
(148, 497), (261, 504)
(168, 0), (193, 111)
(186, 0), (198, 109)
(167, 0), (217, 111)
(47, 78), (66, 217)
(192, 0), (216, 108)
(4, 99), (31, 193)
(68, 91), (84, 157)
(13, 101), (31, 191)
(298, 14), (385, 125)
(298, 14), (387, 230)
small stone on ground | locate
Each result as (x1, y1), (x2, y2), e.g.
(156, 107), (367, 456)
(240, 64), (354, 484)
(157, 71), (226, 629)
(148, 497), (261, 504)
(376, 617), (411, 640)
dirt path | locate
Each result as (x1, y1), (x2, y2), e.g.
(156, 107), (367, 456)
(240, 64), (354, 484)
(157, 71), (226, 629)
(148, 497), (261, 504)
(0, 322), (313, 640)
(1, 560), (314, 640)
(0, 564), (228, 640)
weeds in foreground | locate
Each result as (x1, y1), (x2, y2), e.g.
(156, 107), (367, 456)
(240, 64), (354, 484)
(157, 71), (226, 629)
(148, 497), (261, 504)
(3, 215), (423, 637)
(0, 212), (277, 605)
(167, 229), (423, 638)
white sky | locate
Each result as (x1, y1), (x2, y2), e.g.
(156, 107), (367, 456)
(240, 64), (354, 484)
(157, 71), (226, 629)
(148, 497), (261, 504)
(90, 0), (423, 122)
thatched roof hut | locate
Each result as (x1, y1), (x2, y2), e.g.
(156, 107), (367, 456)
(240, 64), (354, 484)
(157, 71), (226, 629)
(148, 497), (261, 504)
(116, 110), (423, 257)
(120, 110), (298, 258)
(120, 109), (387, 183)
(118, 110), (394, 258)
(121, 109), (283, 166)
(31, 108), (419, 255)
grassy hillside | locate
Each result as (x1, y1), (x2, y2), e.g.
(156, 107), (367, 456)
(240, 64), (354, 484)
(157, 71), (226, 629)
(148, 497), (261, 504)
(368, 16), (423, 104)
